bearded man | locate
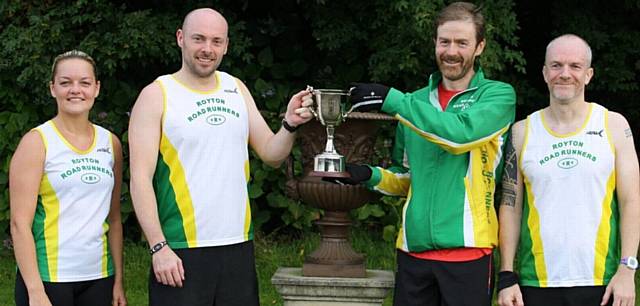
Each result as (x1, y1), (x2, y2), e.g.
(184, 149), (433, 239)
(344, 2), (517, 305)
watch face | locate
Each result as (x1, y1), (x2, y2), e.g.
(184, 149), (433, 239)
(622, 257), (639, 269)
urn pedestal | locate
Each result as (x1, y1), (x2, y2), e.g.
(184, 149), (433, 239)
(271, 267), (394, 306)
(286, 112), (394, 278)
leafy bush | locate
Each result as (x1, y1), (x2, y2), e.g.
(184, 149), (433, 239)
(0, 0), (525, 242)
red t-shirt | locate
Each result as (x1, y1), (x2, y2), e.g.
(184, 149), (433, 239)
(407, 247), (492, 262)
(407, 82), (492, 262)
(437, 82), (460, 110)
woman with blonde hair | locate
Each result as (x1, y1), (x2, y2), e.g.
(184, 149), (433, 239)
(10, 50), (126, 306)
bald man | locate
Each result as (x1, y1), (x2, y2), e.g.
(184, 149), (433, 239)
(497, 34), (639, 306)
(128, 8), (312, 306)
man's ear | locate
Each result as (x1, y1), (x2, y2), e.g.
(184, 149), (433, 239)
(474, 39), (486, 57)
(176, 29), (184, 48)
(584, 67), (594, 85)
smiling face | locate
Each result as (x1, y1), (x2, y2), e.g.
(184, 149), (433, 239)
(434, 20), (485, 88)
(543, 36), (593, 105)
(177, 9), (228, 79)
(49, 58), (100, 116)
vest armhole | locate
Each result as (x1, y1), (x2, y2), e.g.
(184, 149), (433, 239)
(233, 76), (251, 144)
(603, 109), (616, 154)
(518, 116), (532, 169)
(155, 79), (168, 132)
(32, 127), (48, 156)
(109, 131), (116, 163)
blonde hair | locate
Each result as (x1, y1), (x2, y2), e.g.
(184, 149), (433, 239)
(50, 50), (98, 82)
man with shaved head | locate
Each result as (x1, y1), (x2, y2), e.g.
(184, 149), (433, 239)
(497, 34), (639, 306)
(128, 8), (313, 306)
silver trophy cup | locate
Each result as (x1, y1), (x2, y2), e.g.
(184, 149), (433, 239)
(306, 86), (352, 178)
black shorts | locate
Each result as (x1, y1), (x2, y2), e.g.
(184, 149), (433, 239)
(393, 250), (494, 306)
(15, 272), (114, 306)
(521, 285), (613, 306)
(149, 240), (259, 306)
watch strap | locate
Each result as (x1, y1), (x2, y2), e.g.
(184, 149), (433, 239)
(620, 256), (638, 270)
(149, 241), (168, 255)
(282, 119), (299, 133)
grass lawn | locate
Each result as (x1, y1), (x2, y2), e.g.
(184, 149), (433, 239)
(1, 229), (639, 306)
(0, 228), (395, 306)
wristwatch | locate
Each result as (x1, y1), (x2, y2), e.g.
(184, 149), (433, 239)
(149, 241), (168, 255)
(620, 256), (638, 270)
(281, 119), (299, 133)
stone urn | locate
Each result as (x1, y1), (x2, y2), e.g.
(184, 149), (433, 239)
(286, 112), (394, 278)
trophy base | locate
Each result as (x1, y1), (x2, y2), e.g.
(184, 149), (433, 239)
(309, 171), (351, 178)
(312, 153), (349, 177)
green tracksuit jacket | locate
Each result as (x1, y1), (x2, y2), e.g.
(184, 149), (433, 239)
(366, 69), (516, 252)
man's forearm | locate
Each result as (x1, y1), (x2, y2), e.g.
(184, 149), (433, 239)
(382, 86), (516, 148)
(499, 130), (522, 272)
(619, 200), (640, 259)
(260, 127), (296, 168)
(367, 166), (410, 196)
(130, 178), (166, 246)
(499, 206), (521, 271)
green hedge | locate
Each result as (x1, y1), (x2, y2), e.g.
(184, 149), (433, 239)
(0, 0), (526, 241)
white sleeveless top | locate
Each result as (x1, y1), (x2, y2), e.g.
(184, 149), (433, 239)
(154, 72), (252, 249)
(518, 103), (619, 287)
(33, 120), (115, 282)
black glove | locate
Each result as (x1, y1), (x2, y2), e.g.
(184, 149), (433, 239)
(323, 163), (372, 185)
(348, 83), (390, 112)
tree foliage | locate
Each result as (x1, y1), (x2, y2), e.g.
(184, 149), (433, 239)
(514, 0), (640, 120)
(1, 0), (528, 241)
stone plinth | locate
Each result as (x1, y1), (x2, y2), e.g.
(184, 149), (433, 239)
(271, 267), (394, 306)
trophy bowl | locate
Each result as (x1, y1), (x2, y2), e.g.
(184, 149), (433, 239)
(310, 88), (348, 126)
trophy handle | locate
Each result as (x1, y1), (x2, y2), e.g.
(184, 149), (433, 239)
(343, 87), (354, 119)
(308, 106), (319, 119)
(344, 106), (355, 119)
(306, 85), (320, 120)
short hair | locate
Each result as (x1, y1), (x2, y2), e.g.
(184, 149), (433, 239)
(434, 2), (485, 43)
(181, 8), (227, 35)
(545, 34), (593, 67)
(51, 50), (98, 82)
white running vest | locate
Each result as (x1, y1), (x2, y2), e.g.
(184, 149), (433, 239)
(154, 72), (251, 249)
(33, 120), (115, 282)
(518, 103), (619, 287)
